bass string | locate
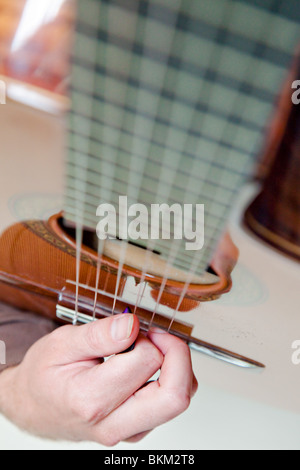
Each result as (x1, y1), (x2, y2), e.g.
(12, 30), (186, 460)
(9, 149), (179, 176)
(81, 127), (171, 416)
(90, 1), (157, 317)
(91, 4), (118, 320)
(110, 0), (184, 316)
(90, 0), (151, 318)
(73, 2), (102, 325)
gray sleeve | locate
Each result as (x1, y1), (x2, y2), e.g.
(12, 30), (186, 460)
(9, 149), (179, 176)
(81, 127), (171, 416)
(0, 302), (58, 372)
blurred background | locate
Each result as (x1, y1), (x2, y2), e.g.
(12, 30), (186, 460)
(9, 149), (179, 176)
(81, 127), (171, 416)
(0, 0), (73, 95)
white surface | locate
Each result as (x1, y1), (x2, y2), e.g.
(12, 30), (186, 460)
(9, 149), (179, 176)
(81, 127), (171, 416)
(1, 101), (300, 450)
(1, 382), (300, 451)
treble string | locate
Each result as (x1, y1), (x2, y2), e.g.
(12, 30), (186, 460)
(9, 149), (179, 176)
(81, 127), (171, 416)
(131, 1), (213, 328)
(144, 0), (238, 332)
(166, 0), (277, 331)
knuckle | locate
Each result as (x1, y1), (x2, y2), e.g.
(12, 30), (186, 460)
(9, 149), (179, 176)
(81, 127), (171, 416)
(72, 400), (102, 425)
(163, 389), (191, 418)
(66, 384), (101, 424)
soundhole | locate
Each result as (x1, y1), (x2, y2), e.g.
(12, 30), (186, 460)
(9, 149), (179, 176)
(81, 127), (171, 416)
(60, 218), (219, 285)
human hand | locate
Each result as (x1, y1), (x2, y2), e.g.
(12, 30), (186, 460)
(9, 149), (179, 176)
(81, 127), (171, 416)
(0, 314), (198, 446)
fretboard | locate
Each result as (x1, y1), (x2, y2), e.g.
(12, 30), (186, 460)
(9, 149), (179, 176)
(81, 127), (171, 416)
(64, 0), (300, 276)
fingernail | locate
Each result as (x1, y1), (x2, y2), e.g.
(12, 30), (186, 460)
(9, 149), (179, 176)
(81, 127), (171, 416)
(111, 314), (134, 341)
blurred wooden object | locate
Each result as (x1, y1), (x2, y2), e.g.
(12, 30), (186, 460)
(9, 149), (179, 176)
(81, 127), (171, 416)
(245, 54), (300, 261)
(255, 50), (300, 181)
(0, 0), (74, 95)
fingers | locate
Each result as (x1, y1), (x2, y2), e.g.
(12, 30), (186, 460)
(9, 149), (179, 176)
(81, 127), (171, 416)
(72, 334), (164, 423)
(149, 328), (197, 399)
(42, 318), (197, 446)
(91, 331), (197, 446)
(46, 314), (140, 365)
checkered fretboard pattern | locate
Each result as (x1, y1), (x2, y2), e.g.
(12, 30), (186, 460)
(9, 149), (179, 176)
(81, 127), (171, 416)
(65, 0), (300, 276)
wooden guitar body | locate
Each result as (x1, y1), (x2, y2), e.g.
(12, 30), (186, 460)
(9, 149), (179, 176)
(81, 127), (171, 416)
(0, 212), (238, 328)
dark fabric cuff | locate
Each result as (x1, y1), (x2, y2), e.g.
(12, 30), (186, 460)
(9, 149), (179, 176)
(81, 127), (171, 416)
(0, 302), (58, 372)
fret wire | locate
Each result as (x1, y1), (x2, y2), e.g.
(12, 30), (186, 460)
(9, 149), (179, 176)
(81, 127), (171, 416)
(71, 83), (266, 151)
(99, 0), (299, 55)
(74, 15), (290, 101)
(65, 163), (242, 211)
(72, 56), (270, 133)
(70, 91), (260, 160)
(73, 49), (276, 108)
(78, 4), (294, 64)
(67, 113), (253, 177)
(71, 64), (264, 133)
(67, 141), (240, 195)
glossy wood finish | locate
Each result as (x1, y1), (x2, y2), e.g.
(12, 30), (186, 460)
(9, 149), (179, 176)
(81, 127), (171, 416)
(245, 55), (300, 261)
(0, 212), (238, 325)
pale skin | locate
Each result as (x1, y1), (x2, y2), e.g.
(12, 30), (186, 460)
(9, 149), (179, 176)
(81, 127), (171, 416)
(0, 314), (198, 446)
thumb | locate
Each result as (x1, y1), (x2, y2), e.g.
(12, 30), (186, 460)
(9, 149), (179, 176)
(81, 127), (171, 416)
(47, 314), (139, 365)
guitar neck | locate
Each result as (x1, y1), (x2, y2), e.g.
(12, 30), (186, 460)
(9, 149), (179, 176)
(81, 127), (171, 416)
(63, 0), (298, 277)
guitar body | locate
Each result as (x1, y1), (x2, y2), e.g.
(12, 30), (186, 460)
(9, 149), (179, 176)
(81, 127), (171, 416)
(0, 211), (237, 326)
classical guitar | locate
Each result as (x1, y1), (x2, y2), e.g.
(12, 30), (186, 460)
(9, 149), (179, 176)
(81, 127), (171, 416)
(0, 0), (300, 370)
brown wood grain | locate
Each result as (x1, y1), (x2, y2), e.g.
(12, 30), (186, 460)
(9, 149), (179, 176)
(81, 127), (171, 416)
(0, 213), (237, 323)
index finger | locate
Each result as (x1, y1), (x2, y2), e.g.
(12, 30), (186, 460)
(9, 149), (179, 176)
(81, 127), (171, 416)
(148, 328), (197, 399)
